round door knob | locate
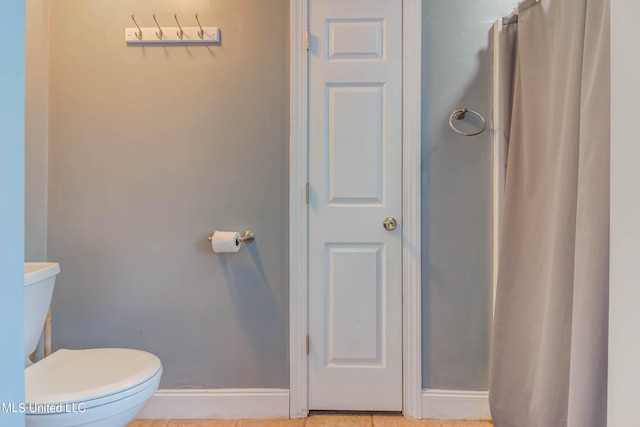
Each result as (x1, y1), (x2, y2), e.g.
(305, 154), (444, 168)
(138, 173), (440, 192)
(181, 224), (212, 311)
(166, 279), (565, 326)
(383, 217), (397, 231)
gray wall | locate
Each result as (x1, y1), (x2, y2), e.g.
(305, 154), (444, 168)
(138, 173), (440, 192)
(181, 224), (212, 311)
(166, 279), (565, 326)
(421, 0), (514, 390)
(40, 0), (516, 392)
(0, 1), (26, 424)
(48, 0), (289, 388)
(25, 0), (50, 262)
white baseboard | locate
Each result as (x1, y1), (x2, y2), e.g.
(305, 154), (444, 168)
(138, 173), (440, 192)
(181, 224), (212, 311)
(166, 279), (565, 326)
(137, 388), (290, 420)
(138, 387), (489, 420)
(421, 389), (491, 420)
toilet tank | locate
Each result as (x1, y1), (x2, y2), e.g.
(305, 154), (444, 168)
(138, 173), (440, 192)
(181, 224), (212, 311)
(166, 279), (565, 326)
(24, 262), (60, 362)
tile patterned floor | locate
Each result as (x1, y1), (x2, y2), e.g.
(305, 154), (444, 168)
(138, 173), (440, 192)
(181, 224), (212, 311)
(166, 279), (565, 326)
(128, 415), (493, 427)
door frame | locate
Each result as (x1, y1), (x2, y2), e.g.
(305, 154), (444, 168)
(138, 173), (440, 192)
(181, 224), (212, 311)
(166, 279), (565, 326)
(289, 0), (422, 418)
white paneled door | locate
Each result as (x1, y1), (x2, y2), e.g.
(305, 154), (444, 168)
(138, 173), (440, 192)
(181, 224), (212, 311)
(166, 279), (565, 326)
(308, 0), (403, 411)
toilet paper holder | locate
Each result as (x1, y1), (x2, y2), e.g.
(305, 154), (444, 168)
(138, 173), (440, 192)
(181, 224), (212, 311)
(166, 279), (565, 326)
(208, 230), (255, 245)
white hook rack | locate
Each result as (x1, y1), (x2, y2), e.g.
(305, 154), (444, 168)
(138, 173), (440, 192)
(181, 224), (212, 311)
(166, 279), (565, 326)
(125, 27), (220, 44)
(126, 15), (220, 45)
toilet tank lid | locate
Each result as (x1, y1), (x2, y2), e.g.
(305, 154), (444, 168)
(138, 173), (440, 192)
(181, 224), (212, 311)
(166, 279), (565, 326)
(25, 348), (162, 405)
(24, 262), (60, 287)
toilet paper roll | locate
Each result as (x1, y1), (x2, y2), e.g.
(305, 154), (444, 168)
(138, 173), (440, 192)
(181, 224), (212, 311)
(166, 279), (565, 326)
(211, 231), (241, 253)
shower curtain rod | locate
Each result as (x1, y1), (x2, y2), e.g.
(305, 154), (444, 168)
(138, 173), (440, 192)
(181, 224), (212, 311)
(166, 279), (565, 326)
(504, 0), (541, 22)
(503, 15), (518, 25)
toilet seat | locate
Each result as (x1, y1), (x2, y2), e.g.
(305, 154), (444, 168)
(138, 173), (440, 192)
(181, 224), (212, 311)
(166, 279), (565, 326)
(26, 348), (162, 412)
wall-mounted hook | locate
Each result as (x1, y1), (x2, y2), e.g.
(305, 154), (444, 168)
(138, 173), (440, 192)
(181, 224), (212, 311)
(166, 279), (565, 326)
(131, 15), (142, 40)
(174, 13), (184, 40)
(195, 13), (204, 40)
(152, 14), (163, 39)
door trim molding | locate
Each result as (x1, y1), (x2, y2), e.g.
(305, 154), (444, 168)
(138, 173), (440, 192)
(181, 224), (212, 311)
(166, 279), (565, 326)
(289, 0), (422, 418)
(401, 0), (422, 418)
(289, 0), (309, 419)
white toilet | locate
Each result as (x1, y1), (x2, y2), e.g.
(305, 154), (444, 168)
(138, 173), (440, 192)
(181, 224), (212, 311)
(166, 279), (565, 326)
(24, 262), (162, 427)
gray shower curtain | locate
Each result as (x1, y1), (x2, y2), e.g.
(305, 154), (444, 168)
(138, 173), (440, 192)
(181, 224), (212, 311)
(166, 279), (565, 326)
(489, 1), (610, 426)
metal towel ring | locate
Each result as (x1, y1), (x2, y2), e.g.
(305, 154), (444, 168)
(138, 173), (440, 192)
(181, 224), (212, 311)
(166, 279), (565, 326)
(449, 108), (487, 136)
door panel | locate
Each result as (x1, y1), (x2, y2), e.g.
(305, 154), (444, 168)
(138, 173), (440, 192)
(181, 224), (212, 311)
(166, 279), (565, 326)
(308, 0), (403, 411)
(326, 83), (384, 204)
(326, 244), (383, 365)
